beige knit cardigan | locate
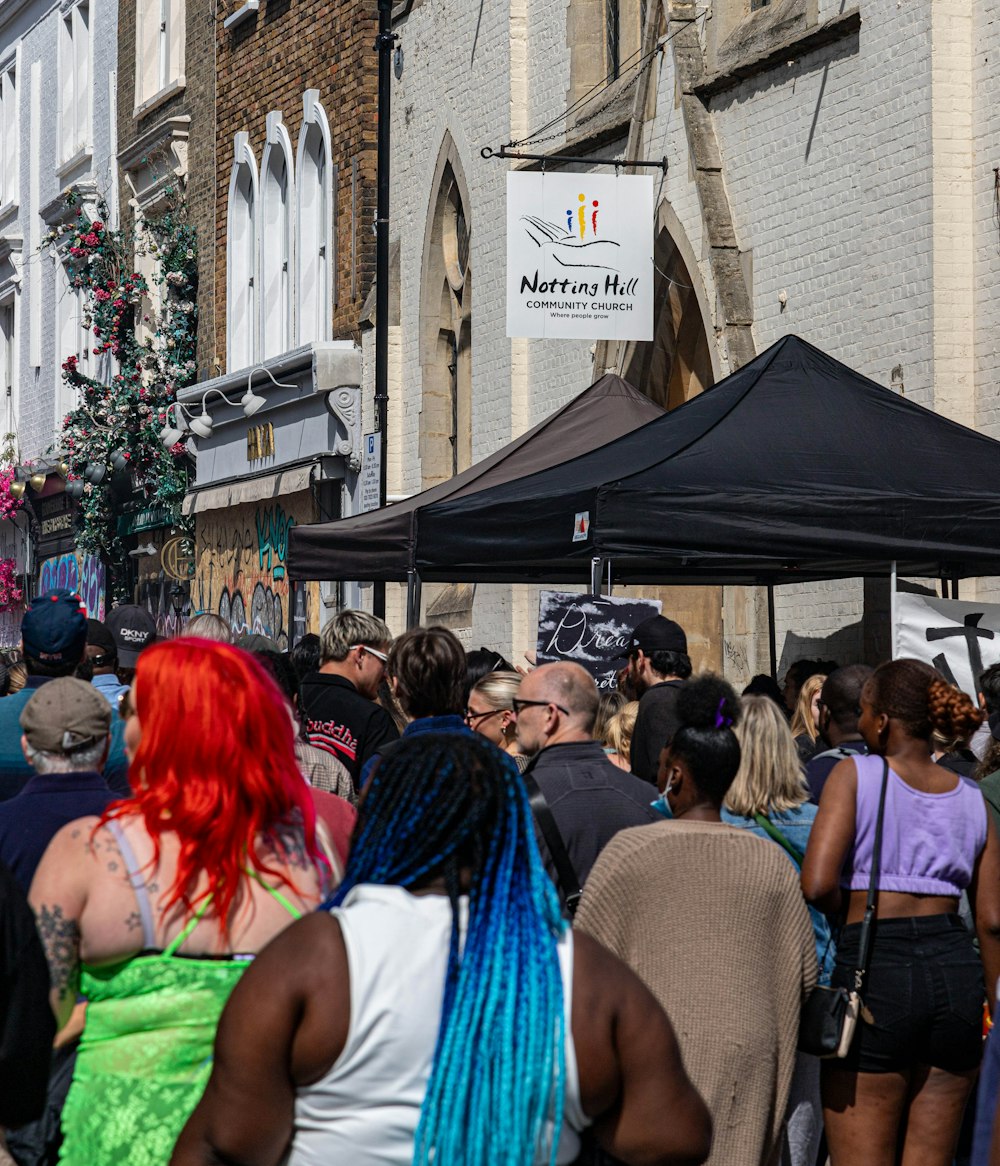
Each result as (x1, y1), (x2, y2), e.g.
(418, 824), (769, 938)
(575, 820), (818, 1166)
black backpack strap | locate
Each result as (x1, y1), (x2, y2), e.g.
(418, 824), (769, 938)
(522, 761), (583, 915)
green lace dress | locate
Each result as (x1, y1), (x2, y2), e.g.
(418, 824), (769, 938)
(58, 823), (302, 1166)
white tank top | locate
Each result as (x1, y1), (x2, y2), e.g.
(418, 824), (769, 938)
(286, 884), (588, 1166)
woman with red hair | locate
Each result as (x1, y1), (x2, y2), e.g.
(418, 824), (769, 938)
(29, 637), (332, 1166)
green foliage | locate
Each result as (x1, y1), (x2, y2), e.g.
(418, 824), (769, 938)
(48, 194), (197, 599)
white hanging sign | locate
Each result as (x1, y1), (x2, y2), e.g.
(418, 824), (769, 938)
(895, 592), (1000, 699)
(506, 171), (654, 341)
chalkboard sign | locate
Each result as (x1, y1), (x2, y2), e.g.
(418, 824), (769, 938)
(536, 590), (662, 690)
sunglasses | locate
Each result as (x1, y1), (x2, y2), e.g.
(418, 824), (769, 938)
(511, 698), (570, 716)
(465, 707), (505, 725)
(350, 644), (389, 664)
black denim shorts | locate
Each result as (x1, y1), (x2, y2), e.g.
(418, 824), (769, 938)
(831, 914), (984, 1074)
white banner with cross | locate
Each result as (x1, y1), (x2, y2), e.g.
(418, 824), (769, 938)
(894, 592), (1000, 699)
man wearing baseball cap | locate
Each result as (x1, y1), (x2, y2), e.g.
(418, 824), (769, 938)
(626, 614), (692, 784)
(0, 591), (129, 801)
(105, 604), (158, 670)
(0, 678), (115, 892)
(82, 618), (130, 707)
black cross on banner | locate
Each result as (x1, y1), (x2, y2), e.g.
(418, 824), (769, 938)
(926, 614), (995, 691)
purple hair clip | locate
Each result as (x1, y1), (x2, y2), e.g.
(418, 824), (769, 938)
(714, 698), (733, 730)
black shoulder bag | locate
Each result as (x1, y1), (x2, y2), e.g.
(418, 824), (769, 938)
(798, 757), (889, 1058)
(521, 760), (583, 916)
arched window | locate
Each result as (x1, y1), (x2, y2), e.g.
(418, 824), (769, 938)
(226, 132), (258, 371)
(260, 112), (294, 359)
(420, 150), (471, 488)
(622, 218), (714, 410)
(296, 90), (333, 345)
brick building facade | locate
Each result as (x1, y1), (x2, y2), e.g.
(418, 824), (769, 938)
(214, 0), (378, 361)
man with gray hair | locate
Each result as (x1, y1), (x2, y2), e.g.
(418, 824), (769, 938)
(0, 678), (115, 893)
(299, 609), (398, 790)
(514, 662), (657, 911)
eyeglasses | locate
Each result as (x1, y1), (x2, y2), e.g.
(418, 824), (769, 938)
(350, 644), (389, 664)
(511, 698), (570, 716)
(465, 707), (504, 725)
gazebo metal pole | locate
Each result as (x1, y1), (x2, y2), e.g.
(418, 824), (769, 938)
(890, 561), (898, 658)
(590, 557), (605, 597)
(767, 584), (777, 679)
(405, 570), (422, 629)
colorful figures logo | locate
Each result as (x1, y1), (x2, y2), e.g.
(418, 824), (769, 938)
(566, 193), (600, 240)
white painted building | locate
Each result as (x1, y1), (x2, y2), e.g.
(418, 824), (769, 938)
(0, 0), (118, 466)
(371, 0), (997, 681)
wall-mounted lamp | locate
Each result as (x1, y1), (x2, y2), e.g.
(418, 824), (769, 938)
(110, 450), (129, 473)
(84, 463), (107, 485)
(65, 480), (85, 500)
(181, 367), (295, 442)
(28, 471), (47, 492)
(159, 402), (191, 448)
(9, 479), (25, 500)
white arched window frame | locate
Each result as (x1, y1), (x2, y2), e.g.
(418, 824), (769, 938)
(226, 132), (258, 371)
(259, 111), (295, 359)
(295, 90), (333, 345)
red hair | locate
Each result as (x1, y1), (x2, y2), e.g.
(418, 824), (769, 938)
(104, 637), (322, 931)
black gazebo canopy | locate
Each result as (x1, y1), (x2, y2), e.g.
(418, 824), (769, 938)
(288, 373), (664, 582)
(413, 336), (1000, 585)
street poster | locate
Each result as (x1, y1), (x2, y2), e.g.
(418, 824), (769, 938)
(506, 171), (654, 341)
(537, 590), (662, 690)
(895, 592), (1000, 699)
(360, 432), (381, 513)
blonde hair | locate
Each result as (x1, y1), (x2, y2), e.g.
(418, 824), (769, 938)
(605, 701), (639, 764)
(726, 695), (809, 817)
(471, 670), (521, 711)
(7, 661), (26, 694)
(790, 673), (826, 743)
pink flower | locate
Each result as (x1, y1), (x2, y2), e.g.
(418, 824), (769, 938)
(92, 220), (104, 231)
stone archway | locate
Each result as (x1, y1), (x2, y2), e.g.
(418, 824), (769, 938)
(622, 218), (715, 408)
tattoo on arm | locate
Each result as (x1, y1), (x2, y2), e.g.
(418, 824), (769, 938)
(35, 904), (81, 1001)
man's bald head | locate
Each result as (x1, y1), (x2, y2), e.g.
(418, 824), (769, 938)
(514, 662), (600, 756)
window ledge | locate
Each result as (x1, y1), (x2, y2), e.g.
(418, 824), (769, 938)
(0, 200), (18, 230)
(696, 7), (861, 99)
(56, 146), (92, 181)
(133, 77), (186, 121)
(224, 0), (259, 31)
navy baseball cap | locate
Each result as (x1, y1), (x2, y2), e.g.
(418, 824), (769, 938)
(21, 589), (88, 665)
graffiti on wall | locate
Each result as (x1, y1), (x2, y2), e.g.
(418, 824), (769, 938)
(195, 495), (317, 650)
(39, 552), (106, 621)
(136, 577), (189, 640)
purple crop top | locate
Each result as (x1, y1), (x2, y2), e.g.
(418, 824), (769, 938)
(840, 753), (988, 895)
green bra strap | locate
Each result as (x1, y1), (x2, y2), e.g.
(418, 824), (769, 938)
(246, 867), (304, 920)
(164, 872), (302, 958)
(163, 895), (214, 958)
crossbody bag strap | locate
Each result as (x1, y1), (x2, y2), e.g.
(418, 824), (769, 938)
(522, 761), (583, 915)
(753, 813), (805, 867)
(853, 757), (890, 993)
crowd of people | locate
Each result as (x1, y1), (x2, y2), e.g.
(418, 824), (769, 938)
(0, 591), (998, 1165)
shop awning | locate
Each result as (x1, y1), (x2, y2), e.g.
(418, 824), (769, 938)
(182, 462), (316, 515)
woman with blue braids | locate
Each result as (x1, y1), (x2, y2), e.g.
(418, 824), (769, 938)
(173, 732), (711, 1166)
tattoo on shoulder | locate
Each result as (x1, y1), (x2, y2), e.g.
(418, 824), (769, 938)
(35, 904), (80, 999)
(269, 819), (310, 870)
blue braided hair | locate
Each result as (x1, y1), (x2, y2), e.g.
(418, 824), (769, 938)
(330, 733), (568, 1166)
